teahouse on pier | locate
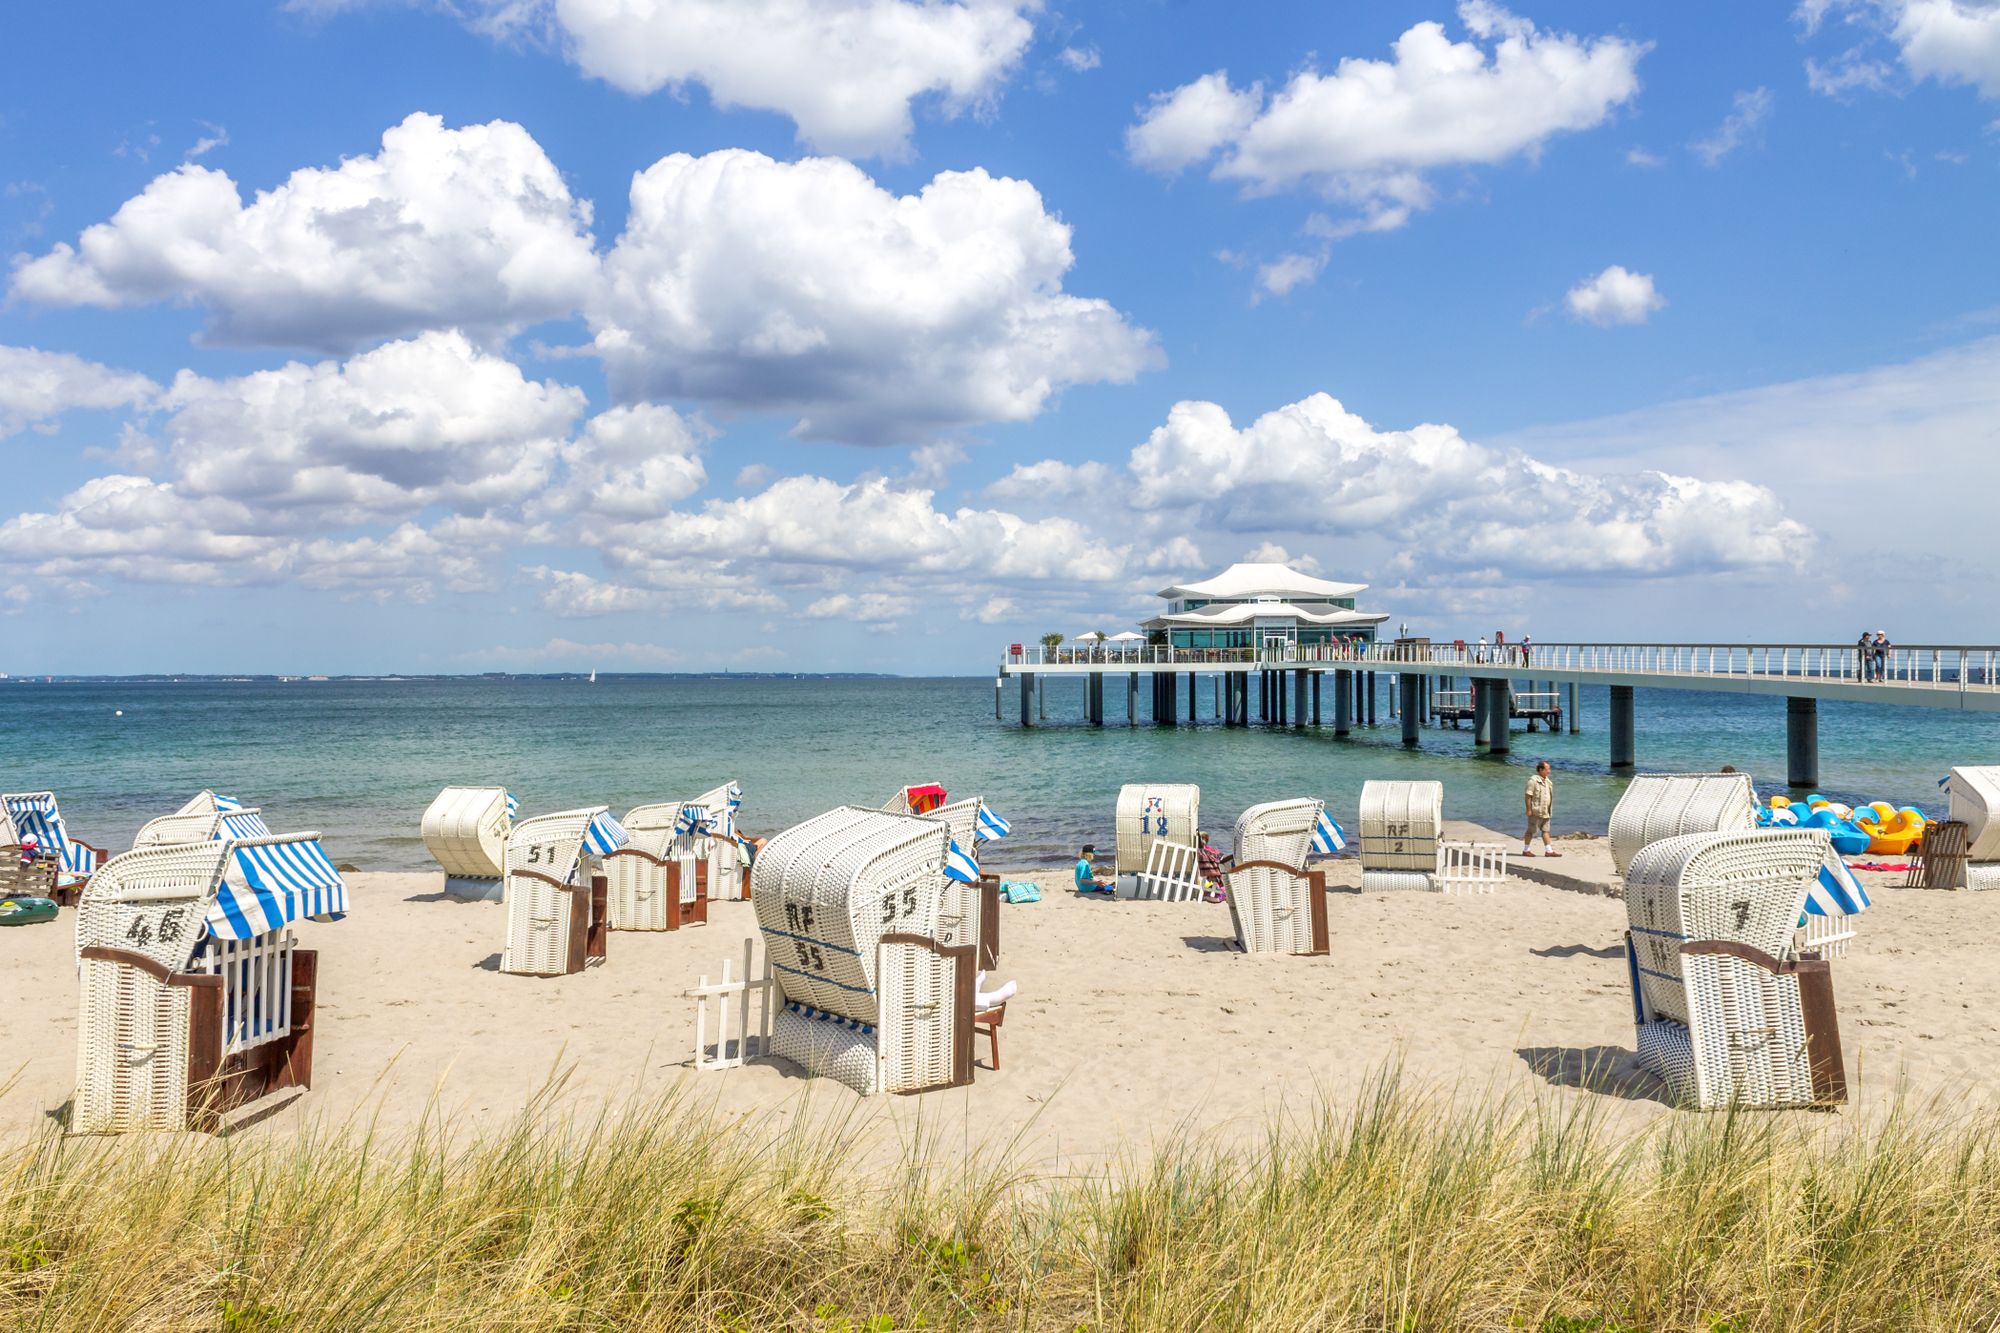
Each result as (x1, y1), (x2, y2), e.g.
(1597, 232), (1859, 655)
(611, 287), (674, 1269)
(1000, 565), (2000, 788)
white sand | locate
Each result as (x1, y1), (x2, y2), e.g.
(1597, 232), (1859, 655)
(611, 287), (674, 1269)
(3, 836), (1992, 1163)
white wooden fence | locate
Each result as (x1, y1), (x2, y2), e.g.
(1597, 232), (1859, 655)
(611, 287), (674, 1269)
(1136, 839), (1206, 901)
(687, 938), (774, 1071)
(1435, 843), (1510, 894)
(196, 931), (295, 1054)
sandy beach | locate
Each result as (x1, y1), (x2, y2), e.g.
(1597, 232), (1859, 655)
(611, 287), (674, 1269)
(4, 828), (1991, 1164)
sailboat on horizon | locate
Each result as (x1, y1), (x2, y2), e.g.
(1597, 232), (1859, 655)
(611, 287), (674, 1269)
(589, 668), (597, 684)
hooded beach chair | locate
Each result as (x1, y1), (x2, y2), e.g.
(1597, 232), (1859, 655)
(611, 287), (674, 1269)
(882, 784), (949, 816)
(1944, 766), (2000, 891)
(754, 806), (977, 1096)
(1609, 772), (1758, 877)
(1224, 798), (1333, 955)
(499, 807), (625, 976)
(1115, 784), (1199, 877)
(1624, 828), (1855, 1109)
(72, 830), (346, 1133)
(623, 781), (748, 912)
(420, 786), (518, 899)
(134, 801), (275, 849)
(2, 791), (104, 904)
(1357, 780), (1508, 892)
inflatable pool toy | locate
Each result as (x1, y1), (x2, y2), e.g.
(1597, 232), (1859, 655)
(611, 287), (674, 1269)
(0, 896), (57, 926)
(1855, 805), (1926, 856)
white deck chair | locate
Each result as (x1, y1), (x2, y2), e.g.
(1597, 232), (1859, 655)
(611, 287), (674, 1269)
(73, 831), (346, 1133)
(1624, 828), (1849, 1109)
(1609, 773), (1758, 877)
(754, 806), (975, 1096)
(420, 786), (517, 897)
(1225, 798), (1330, 956)
(500, 807), (625, 977)
(1115, 784), (1199, 877)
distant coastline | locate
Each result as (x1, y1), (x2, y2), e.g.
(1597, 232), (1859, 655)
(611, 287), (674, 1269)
(0, 672), (900, 684)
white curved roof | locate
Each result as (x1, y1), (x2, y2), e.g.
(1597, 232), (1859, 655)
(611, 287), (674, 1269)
(1140, 601), (1389, 629)
(1156, 562), (1367, 602)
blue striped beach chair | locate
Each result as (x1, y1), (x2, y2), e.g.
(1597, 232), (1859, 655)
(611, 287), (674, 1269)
(752, 806), (977, 1095)
(72, 829), (347, 1133)
(1623, 828), (1853, 1109)
(2, 791), (104, 904)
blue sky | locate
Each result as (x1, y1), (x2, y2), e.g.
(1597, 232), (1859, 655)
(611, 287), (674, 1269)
(2, 0), (1995, 675)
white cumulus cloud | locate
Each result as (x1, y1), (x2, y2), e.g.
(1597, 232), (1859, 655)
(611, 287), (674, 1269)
(0, 346), (158, 438)
(1564, 265), (1665, 326)
(1691, 87), (1774, 166)
(9, 113), (598, 352)
(591, 149), (1159, 442)
(1127, 3), (1645, 231)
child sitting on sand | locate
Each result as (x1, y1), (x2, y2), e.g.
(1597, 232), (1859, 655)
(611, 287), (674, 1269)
(1074, 844), (1115, 895)
(1197, 830), (1227, 903)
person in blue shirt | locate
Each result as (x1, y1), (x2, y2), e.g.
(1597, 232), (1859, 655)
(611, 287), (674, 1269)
(1074, 844), (1114, 895)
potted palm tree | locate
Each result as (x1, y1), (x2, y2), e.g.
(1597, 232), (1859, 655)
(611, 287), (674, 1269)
(1039, 631), (1064, 663)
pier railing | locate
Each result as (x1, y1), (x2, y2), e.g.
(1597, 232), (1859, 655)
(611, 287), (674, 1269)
(1002, 641), (2000, 694)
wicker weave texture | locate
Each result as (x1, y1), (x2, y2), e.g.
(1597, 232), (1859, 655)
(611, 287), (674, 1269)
(1115, 785), (1199, 877)
(1945, 767), (2000, 862)
(421, 787), (511, 879)
(1608, 773), (1757, 877)
(1361, 869), (1436, 892)
(605, 827), (677, 930)
(133, 809), (228, 849)
(500, 808), (596, 976)
(927, 797), (983, 950)
(768, 1004), (880, 1095)
(1359, 781), (1443, 872)
(625, 790), (746, 902)
(879, 938), (958, 1093)
(1227, 798), (1321, 954)
(1623, 828), (1825, 1028)
(751, 806), (948, 1028)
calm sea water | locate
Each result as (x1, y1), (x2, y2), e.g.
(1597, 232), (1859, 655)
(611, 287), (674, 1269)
(1, 675), (1993, 869)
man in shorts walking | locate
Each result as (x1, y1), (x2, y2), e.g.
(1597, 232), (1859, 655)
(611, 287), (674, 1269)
(1523, 761), (1559, 857)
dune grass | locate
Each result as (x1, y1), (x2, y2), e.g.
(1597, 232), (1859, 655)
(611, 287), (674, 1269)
(3, 1073), (1998, 1331)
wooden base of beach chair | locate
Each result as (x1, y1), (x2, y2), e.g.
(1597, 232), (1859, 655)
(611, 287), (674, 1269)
(975, 1000), (1005, 1070)
(568, 872), (609, 972)
(77, 946), (320, 1133)
(978, 873), (1001, 969)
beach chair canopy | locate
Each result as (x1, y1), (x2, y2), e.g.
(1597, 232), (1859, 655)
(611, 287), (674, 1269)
(1944, 766), (2000, 861)
(421, 786), (517, 879)
(1, 791), (96, 874)
(1115, 784), (1199, 876)
(883, 784), (948, 816)
(628, 782), (742, 839)
(209, 835), (348, 940)
(1357, 781), (1441, 871)
(82, 832), (347, 962)
(1609, 773), (1758, 877)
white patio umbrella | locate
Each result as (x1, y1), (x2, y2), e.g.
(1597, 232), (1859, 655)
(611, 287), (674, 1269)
(1074, 631), (1106, 642)
(1106, 632), (1144, 642)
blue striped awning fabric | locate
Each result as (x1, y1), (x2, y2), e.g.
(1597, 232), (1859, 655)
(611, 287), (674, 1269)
(504, 791), (520, 820)
(944, 837), (980, 883)
(975, 803), (1011, 841)
(4, 792), (92, 875)
(219, 810), (274, 841)
(1312, 808), (1349, 854)
(786, 1000), (874, 1036)
(212, 792), (244, 811)
(208, 838), (348, 940)
(583, 810), (629, 856)
(1803, 850), (1872, 919)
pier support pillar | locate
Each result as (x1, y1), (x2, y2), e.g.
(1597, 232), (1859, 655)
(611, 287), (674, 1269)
(1787, 696), (1820, 789)
(1367, 673), (1377, 727)
(1401, 685), (1421, 747)
(1488, 679), (1511, 754)
(1473, 680), (1490, 748)
(1128, 673), (1137, 725)
(1188, 670), (1198, 723)
(1089, 673), (1105, 726)
(1293, 670), (1308, 730)
(1019, 672), (1034, 728)
(1333, 671), (1352, 736)
(1312, 672), (1322, 725)
(1038, 674), (1046, 721)
(1609, 686), (1635, 769)
(1567, 682), (1579, 734)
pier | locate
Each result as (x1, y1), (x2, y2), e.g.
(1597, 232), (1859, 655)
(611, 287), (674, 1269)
(996, 641), (2000, 788)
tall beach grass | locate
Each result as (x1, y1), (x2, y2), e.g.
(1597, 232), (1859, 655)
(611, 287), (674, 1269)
(3, 1072), (1998, 1331)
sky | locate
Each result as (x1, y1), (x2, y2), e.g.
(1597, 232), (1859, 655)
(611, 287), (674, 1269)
(1, 0), (1996, 676)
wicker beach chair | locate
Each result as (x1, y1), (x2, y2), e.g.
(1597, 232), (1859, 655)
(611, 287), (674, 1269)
(499, 808), (625, 977)
(134, 803), (275, 849)
(420, 786), (517, 898)
(72, 831), (346, 1133)
(915, 796), (1003, 968)
(1115, 784), (1200, 877)
(1358, 781), (1444, 890)
(1624, 828), (1851, 1109)
(1943, 767), (2000, 890)
(882, 784), (949, 816)
(754, 806), (976, 1096)
(1609, 773), (1758, 877)
(1, 791), (105, 904)
(625, 781), (749, 907)
(1224, 798), (1329, 955)
(601, 821), (709, 932)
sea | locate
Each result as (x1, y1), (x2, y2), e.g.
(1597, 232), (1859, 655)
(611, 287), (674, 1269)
(2, 675), (1993, 870)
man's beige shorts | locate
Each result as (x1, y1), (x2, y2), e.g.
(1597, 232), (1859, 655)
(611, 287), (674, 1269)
(1526, 814), (1551, 841)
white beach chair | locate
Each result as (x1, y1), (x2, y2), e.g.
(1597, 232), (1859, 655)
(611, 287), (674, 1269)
(1356, 780), (1509, 892)
(499, 807), (625, 977)
(918, 796), (1002, 967)
(1609, 772), (1758, 877)
(754, 806), (976, 1096)
(1624, 828), (1851, 1109)
(601, 822), (709, 932)
(625, 781), (749, 906)
(134, 803), (275, 849)
(72, 830), (347, 1133)
(1, 790), (105, 904)
(1224, 798), (1330, 956)
(1944, 766), (2000, 890)
(1115, 784), (1199, 877)
(420, 786), (517, 899)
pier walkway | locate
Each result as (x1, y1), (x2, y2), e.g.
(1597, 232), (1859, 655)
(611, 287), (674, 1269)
(996, 641), (2000, 787)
